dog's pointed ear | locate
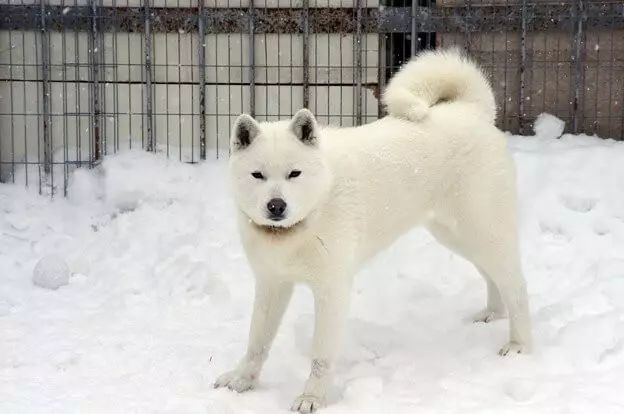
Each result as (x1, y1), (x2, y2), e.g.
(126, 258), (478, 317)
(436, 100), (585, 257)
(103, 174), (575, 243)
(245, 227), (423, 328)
(290, 109), (318, 146)
(231, 114), (260, 152)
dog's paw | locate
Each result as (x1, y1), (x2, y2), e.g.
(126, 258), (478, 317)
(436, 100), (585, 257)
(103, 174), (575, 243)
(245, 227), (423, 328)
(213, 369), (257, 393)
(472, 308), (506, 323)
(290, 394), (322, 413)
(498, 341), (530, 356)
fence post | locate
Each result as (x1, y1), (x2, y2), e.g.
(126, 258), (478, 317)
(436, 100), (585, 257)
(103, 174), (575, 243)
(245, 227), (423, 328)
(39, 0), (52, 185)
(571, 0), (585, 134)
(89, 0), (102, 163)
(198, 0), (206, 160)
(411, 0), (418, 57)
(377, 31), (385, 118)
(302, 0), (310, 109)
(144, 0), (154, 152)
(518, 0), (527, 135)
(463, 0), (472, 52)
(248, 0), (256, 118)
(354, 0), (363, 125)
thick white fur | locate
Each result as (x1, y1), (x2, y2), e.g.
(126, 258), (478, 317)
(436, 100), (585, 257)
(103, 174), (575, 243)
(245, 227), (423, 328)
(382, 47), (497, 124)
(215, 49), (532, 413)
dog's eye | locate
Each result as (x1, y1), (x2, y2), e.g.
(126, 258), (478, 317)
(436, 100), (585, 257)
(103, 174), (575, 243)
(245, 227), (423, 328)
(288, 170), (301, 179)
(251, 171), (265, 180)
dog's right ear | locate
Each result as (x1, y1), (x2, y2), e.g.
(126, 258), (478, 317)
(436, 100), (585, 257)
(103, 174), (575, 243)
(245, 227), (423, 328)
(231, 114), (260, 152)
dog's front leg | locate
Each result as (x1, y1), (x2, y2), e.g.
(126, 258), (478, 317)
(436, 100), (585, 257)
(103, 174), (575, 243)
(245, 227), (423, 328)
(291, 281), (352, 413)
(215, 278), (293, 392)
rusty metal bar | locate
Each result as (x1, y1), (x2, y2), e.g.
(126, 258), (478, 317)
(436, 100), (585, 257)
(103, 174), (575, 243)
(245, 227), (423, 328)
(89, 0), (102, 164)
(198, 0), (206, 160)
(302, 0), (309, 109)
(518, 0), (527, 135)
(144, 0), (154, 152)
(61, 0), (69, 195)
(355, 0), (363, 125)
(463, 0), (471, 52)
(410, 0), (417, 57)
(377, 31), (385, 118)
(248, 0), (256, 117)
(39, 0), (52, 180)
(6, 23), (15, 183)
(98, 0), (106, 161)
(572, 0), (586, 134)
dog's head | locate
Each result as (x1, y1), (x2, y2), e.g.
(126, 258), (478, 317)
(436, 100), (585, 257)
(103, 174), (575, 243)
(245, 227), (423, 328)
(228, 109), (332, 230)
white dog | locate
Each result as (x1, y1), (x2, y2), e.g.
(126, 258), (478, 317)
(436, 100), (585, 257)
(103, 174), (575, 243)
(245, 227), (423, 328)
(215, 49), (532, 413)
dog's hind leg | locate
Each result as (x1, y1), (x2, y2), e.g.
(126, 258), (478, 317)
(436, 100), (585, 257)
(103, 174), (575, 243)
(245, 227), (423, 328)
(214, 279), (293, 392)
(427, 222), (506, 323)
(478, 253), (532, 355)
(427, 220), (531, 355)
(471, 267), (507, 323)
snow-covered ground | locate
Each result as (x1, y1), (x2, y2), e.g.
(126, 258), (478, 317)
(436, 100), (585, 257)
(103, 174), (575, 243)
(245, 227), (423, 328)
(1, 114), (624, 413)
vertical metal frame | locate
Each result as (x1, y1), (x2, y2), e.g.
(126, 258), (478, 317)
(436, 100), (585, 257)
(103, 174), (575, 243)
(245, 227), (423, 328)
(39, 0), (52, 181)
(354, 0), (363, 126)
(571, 0), (586, 134)
(198, 0), (207, 160)
(143, 0), (154, 152)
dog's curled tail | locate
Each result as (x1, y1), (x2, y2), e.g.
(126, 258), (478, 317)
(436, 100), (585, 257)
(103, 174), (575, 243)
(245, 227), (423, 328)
(382, 48), (496, 124)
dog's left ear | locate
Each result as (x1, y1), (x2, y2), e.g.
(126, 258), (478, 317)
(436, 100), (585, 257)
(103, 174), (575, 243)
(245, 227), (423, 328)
(290, 109), (318, 146)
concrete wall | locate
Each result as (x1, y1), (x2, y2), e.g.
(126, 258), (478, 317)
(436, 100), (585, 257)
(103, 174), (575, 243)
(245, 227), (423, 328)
(0, 27), (379, 183)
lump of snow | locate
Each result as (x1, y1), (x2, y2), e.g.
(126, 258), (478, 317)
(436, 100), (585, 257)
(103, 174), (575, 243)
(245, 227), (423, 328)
(32, 255), (70, 290)
(533, 113), (565, 139)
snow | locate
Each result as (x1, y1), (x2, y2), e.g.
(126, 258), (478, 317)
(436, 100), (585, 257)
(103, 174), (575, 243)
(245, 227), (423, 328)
(32, 255), (70, 290)
(2, 114), (624, 413)
(532, 113), (565, 139)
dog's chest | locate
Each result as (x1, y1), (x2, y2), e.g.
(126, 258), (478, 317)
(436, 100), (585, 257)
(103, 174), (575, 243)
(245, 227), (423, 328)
(242, 232), (332, 282)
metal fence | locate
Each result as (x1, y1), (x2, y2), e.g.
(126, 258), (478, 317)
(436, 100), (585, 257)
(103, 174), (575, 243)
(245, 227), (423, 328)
(1, 0), (623, 195)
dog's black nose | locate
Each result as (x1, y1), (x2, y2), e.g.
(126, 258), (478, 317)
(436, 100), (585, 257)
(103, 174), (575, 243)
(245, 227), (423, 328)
(267, 198), (287, 219)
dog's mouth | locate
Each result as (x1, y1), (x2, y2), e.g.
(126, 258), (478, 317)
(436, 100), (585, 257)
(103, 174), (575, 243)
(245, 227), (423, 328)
(250, 218), (306, 235)
(248, 217), (305, 236)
